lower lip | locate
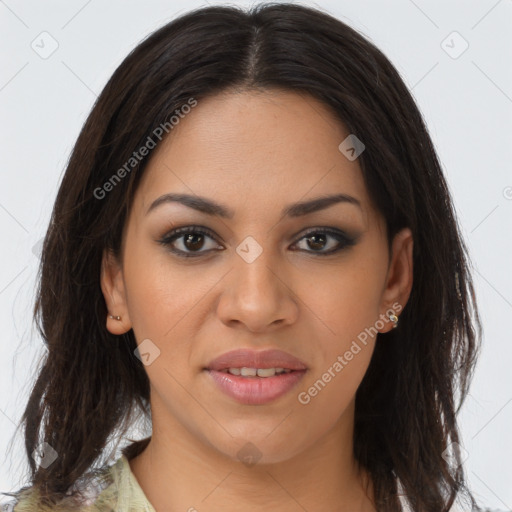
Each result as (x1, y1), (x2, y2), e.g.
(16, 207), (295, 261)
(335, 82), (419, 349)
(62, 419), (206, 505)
(206, 369), (307, 405)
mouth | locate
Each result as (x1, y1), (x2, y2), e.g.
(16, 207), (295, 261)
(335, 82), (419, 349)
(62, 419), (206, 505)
(204, 367), (307, 405)
(215, 367), (295, 377)
(204, 348), (308, 405)
(205, 348), (308, 373)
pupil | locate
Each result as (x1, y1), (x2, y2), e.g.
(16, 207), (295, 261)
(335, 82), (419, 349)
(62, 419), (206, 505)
(185, 233), (204, 251)
(307, 233), (326, 250)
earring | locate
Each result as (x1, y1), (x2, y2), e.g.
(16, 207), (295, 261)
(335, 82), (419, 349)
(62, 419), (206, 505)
(109, 314), (122, 321)
(388, 312), (399, 329)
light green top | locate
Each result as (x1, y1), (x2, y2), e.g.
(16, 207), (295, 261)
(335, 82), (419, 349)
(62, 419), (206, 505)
(3, 456), (495, 512)
(4, 455), (155, 512)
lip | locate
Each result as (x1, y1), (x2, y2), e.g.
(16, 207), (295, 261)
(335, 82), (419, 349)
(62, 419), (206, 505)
(205, 348), (308, 372)
(204, 349), (308, 405)
(206, 369), (307, 405)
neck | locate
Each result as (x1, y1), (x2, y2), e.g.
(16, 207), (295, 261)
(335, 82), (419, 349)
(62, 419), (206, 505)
(129, 398), (376, 511)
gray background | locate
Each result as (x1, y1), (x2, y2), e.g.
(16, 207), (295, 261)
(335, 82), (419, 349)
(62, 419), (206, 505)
(1, 0), (511, 509)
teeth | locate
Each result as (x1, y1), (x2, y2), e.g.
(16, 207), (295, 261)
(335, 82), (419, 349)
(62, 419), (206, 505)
(256, 368), (276, 377)
(221, 367), (293, 377)
(241, 367), (257, 377)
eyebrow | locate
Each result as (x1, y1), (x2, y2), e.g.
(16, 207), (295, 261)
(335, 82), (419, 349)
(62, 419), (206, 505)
(146, 192), (361, 219)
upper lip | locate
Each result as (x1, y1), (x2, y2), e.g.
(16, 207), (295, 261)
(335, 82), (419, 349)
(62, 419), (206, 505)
(206, 349), (308, 371)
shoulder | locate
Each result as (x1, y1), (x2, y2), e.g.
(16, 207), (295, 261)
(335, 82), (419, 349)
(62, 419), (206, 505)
(1, 456), (125, 512)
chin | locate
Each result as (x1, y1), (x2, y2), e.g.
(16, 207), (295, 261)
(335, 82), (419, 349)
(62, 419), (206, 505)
(205, 429), (306, 467)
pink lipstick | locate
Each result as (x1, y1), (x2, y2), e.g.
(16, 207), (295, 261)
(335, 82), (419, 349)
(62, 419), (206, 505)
(205, 348), (307, 405)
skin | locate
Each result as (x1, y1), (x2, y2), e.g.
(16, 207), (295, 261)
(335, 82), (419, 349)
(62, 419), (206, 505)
(100, 89), (413, 512)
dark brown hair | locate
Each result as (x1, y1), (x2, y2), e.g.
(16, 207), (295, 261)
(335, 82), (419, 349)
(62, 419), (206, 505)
(4, 3), (482, 511)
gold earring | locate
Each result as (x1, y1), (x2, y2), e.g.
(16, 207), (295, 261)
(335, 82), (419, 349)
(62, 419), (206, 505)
(388, 313), (399, 329)
(109, 314), (122, 321)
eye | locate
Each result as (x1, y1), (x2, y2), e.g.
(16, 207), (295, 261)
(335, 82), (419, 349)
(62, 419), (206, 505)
(291, 227), (357, 255)
(157, 226), (223, 258)
(158, 225), (358, 259)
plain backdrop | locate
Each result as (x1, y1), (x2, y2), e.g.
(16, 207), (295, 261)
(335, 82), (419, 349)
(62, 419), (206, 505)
(1, 0), (511, 509)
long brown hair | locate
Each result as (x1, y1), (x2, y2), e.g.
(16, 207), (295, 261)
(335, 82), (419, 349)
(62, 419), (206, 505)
(4, 4), (482, 511)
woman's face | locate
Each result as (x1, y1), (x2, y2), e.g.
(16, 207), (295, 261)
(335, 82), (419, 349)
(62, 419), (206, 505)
(101, 89), (413, 465)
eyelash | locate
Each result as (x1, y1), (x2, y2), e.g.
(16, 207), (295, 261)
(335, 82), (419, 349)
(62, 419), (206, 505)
(157, 225), (357, 259)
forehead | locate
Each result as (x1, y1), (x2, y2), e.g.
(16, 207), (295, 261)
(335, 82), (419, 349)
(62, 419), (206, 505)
(134, 90), (374, 225)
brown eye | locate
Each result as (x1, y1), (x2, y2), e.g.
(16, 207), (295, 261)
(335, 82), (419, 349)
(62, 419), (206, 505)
(292, 228), (357, 255)
(158, 226), (223, 258)
(158, 225), (357, 259)
(304, 233), (328, 251)
(182, 232), (206, 251)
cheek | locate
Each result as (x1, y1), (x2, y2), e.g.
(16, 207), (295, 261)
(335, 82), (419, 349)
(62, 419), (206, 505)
(296, 271), (379, 430)
(300, 253), (387, 346)
(122, 242), (211, 340)
(294, 249), (386, 405)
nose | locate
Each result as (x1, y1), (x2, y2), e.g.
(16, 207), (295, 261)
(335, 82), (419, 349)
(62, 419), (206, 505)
(216, 248), (299, 333)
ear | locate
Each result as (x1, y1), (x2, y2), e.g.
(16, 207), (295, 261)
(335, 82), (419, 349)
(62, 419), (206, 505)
(100, 248), (132, 335)
(378, 227), (413, 333)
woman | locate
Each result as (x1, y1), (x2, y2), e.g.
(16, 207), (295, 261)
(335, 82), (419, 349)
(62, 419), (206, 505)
(2, 3), (487, 511)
